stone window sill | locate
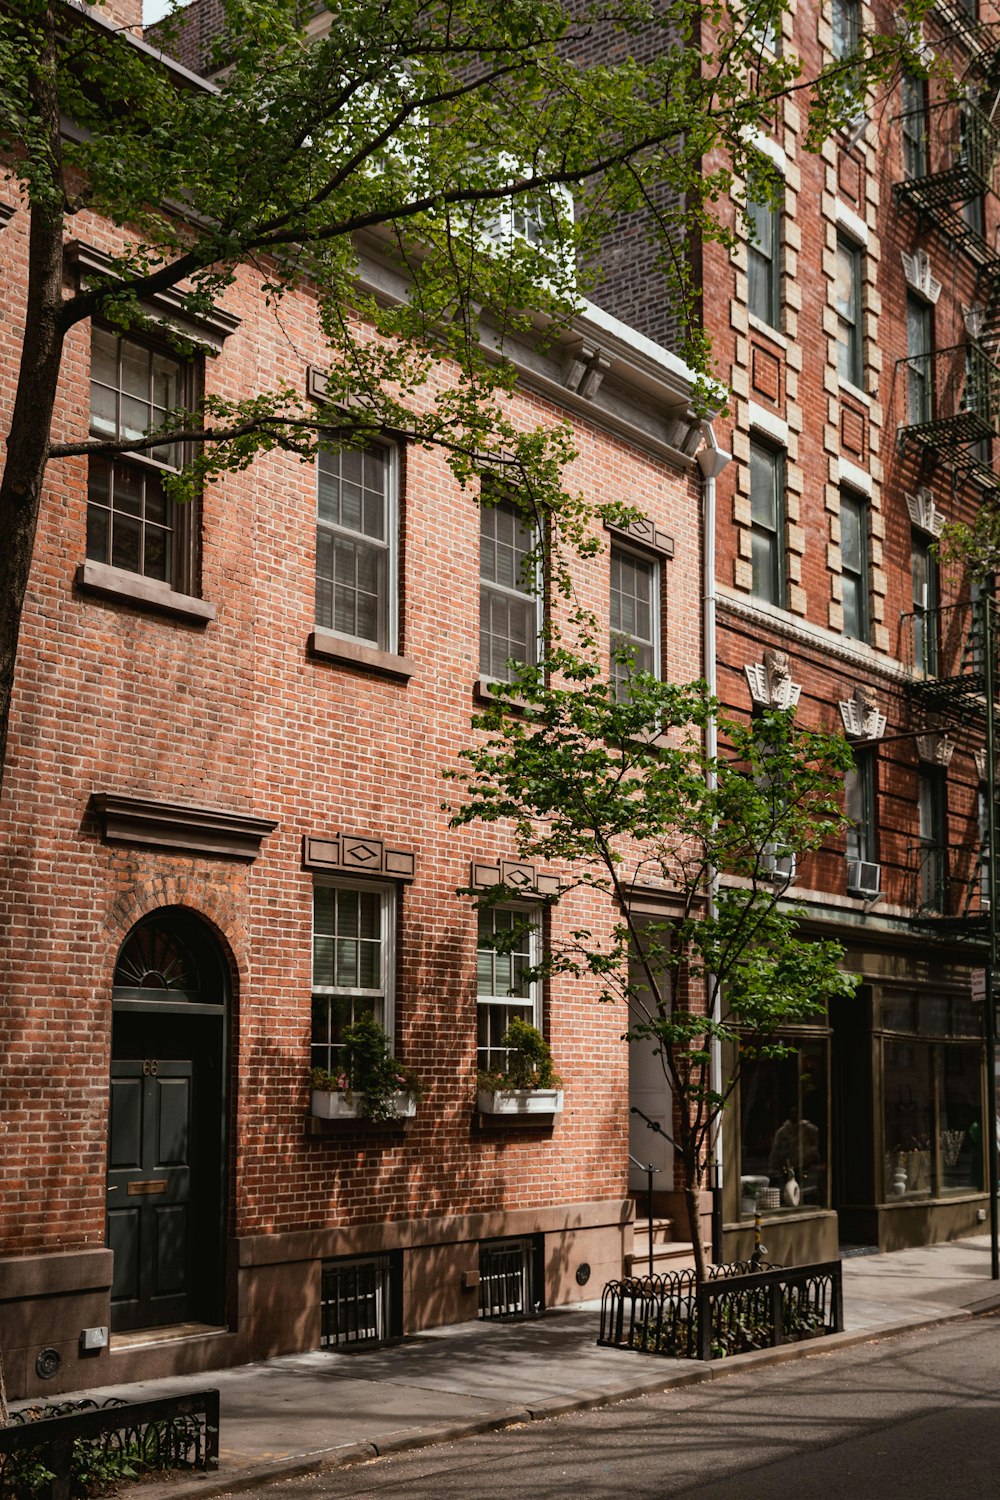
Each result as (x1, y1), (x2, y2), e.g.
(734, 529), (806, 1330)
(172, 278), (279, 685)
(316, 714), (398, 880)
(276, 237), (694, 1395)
(309, 628), (415, 682)
(76, 561), (215, 624)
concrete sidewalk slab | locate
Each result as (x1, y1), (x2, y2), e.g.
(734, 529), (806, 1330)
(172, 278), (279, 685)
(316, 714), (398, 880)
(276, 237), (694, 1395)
(15, 1234), (1000, 1498)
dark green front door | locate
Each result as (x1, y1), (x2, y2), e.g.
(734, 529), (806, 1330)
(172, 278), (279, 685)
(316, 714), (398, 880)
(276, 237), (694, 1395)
(107, 1059), (195, 1331)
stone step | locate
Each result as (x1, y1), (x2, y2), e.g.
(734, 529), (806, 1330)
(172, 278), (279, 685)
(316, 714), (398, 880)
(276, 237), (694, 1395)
(624, 1240), (702, 1275)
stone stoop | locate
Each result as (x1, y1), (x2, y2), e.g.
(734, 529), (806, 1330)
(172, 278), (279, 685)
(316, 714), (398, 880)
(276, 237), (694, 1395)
(624, 1218), (710, 1277)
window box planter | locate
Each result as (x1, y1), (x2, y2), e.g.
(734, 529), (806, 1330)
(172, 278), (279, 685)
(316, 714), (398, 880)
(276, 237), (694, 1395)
(477, 1087), (564, 1116)
(311, 1089), (418, 1121)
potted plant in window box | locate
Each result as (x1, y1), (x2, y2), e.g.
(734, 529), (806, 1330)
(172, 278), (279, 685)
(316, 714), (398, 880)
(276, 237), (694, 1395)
(311, 1014), (421, 1122)
(476, 1018), (563, 1116)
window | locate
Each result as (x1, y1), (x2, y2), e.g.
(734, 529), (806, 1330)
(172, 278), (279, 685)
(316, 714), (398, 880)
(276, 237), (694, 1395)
(316, 441), (398, 650)
(610, 544), (660, 701)
(845, 749), (876, 865)
(979, 782), (991, 908)
(311, 883), (394, 1075)
(882, 1031), (984, 1199)
(86, 328), (194, 589)
(739, 1036), (829, 1213)
(476, 907), (540, 1073)
(911, 532), (939, 675)
(749, 441), (785, 606)
(918, 768), (947, 911)
(479, 497), (540, 681)
(907, 294), (933, 427)
(834, 236), (863, 388)
(747, 196), (781, 328)
(901, 72), (928, 179)
(840, 490), (869, 642)
(831, 0), (860, 59)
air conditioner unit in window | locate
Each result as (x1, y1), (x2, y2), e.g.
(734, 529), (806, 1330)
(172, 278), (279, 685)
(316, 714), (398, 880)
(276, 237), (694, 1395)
(760, 845), (797, 886)
(847, 860), (881, 898)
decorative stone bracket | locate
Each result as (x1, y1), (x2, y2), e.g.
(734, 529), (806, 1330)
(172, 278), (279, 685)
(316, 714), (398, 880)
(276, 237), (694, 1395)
(839, 685), (887, 740)
(605, 515), (675, 558)
(562, 342), (612, 400)
(744, 649), (801, 711)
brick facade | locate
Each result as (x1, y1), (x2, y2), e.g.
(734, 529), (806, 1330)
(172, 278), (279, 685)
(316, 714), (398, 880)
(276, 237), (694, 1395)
(0, 104), (705, 1390)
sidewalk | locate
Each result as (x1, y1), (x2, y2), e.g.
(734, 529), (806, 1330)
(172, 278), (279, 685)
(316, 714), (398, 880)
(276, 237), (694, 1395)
(23, 1235), (1000, 1495)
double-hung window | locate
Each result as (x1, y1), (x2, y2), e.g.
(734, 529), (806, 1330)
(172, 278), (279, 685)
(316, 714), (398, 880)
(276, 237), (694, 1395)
(901, 72), (928, 179)
(479, 497), (540, 681)
(86, 328), (194, 590)
(840, 490), (869, 642)
(311, 883), (394, 1075)
(831, 0), (860, 59)
(749, 441), (785, 606)
(835, 236), (863, 388)
(747, 197), (781, 329)
(911, 531), (939, 675)
(918, 768), (946, 911)
(610, 543), (660, 701)
(316, 441), (398, 651)
(906, 294), (933, 427)
(476, 907), (541, 1073)
(845, 749), (876, 867)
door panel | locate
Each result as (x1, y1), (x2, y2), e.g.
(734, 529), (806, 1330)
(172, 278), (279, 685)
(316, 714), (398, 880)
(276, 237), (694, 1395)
(107, 1059), (195, 1331)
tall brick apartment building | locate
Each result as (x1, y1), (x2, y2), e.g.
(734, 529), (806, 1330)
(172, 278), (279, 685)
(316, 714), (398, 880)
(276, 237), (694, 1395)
(591, 0), (1000, 1263)
(0, 0), (716, 1398)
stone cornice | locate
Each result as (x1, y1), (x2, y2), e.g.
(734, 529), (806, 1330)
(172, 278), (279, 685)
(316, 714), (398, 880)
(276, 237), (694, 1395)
(717, 587), (913, 686)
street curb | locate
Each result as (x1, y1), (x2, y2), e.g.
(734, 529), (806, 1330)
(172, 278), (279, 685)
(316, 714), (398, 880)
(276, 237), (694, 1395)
(128, 1305), (983, 1500)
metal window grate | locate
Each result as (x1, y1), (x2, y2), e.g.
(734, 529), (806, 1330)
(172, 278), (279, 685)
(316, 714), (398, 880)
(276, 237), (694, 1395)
(478, 1237), (542, 1320)
(321, 1255), (392, 1348)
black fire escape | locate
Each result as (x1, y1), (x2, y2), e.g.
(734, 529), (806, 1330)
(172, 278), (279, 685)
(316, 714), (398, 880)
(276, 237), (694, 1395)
(894, 30), (1000, 1273)
(894, 70), (1000, 490)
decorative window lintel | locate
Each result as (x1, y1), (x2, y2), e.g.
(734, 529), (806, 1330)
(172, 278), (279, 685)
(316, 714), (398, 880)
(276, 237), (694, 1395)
(839, 685), (887, 740)
(65, 242), (240, 353)
(469, 859), (560, 898)
(304, 832), (415, 882)
(91, 793), (276, 862)
(905, 487), (945, 538)
(605, 514), (675, 559)
(916, 732), (954, 767)
(900, 249), (942, 305)
(744, 649), (801, 711)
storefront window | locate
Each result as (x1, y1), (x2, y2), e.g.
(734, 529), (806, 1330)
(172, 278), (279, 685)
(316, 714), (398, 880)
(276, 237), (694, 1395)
(739, 1038), (828, 1214)
(882, 1034), (984, 1199)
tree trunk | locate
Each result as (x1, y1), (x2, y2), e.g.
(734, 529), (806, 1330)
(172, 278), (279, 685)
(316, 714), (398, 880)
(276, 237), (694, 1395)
(0, 6), (67, 808)
(684, 1181), (707, 1284)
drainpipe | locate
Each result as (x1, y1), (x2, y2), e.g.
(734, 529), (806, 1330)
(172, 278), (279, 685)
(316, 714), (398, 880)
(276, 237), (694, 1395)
(698, 421), (732, 1265)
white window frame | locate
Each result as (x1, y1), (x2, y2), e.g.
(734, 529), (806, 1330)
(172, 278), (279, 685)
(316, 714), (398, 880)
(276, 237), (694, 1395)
(311, 881), (396, 1074)
(479, 496), (544, 683)
(610, 540), (661, 700)
(476, 905), (542, 1074)
(315, 439), (400, 653)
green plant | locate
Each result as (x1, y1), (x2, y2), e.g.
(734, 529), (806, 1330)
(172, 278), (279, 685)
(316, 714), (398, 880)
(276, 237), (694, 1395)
(476, 1018), (561, 1092)
(311, 1014), (420, 1122)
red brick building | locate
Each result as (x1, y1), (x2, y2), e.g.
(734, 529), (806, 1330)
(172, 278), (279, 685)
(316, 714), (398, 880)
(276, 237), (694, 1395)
(0, 0), (711, 1398)
(592, 0), (1000, 1262)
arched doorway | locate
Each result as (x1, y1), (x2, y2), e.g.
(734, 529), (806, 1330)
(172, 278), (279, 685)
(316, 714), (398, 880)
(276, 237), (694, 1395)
(106, 909), (229, 1333)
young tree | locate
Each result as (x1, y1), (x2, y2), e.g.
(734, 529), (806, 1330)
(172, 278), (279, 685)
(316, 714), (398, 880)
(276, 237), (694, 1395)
(0, 0), (923, 803)
(448, 651), (857, 1281)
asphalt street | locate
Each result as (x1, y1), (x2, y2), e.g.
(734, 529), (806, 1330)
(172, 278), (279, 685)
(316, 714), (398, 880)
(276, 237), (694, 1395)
(222, 1316), (1000, 1499)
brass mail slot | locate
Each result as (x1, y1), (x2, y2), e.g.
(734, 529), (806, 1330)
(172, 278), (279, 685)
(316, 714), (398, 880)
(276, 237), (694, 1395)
(127, 1179), (168, 1196)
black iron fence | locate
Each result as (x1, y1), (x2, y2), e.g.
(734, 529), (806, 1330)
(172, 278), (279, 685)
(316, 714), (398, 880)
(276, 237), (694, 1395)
(0, 1391), (219, 1500)
(598, 1260), (842, 1361)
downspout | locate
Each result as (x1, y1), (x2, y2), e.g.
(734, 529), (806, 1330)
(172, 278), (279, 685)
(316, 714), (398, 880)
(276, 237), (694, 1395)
(698, 420), (732, 1265)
